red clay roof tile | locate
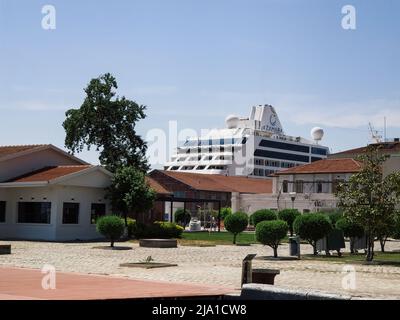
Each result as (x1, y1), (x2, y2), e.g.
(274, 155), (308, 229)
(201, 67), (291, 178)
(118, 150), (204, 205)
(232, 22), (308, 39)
(7, 165), (93, 182)
(275, 158), (362, 175)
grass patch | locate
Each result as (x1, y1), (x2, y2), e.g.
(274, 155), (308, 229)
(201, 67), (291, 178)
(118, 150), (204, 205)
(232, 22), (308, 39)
(302, 251), (400, 266)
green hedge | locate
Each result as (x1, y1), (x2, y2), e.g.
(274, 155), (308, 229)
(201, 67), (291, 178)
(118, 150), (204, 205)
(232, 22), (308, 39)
(131, 221), (184, 239)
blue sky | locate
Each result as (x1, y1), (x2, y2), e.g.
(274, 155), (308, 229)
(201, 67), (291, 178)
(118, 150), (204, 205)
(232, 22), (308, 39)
(0, 0), (399, 166)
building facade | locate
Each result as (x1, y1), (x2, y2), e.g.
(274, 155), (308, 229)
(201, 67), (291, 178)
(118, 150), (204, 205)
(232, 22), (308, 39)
(0, 145), (113, 241)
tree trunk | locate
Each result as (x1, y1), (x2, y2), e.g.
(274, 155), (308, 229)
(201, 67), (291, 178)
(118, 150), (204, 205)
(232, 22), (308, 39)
(233, 234), (237, 244)
(289, 228), (293, 237)
(273, 246), (278, 258)
(312, 242), (318, 255)
(379, 237), (387, 252)
(111, 239), (114, 248)
(366, 234), (374, 261)
(350, 237), (355, 254)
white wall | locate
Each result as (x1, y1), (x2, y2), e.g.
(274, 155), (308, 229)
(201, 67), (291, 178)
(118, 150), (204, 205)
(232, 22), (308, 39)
(0, 185), (110, 241)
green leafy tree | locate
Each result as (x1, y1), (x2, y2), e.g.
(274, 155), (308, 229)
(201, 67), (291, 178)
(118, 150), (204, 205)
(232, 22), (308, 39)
(251, 209), (277, 226)
(63, 73), (149, 172)
(224, 212), (249, 244)
(278, 209), (301, 236)
(220, 207), (232, 221)
(293, 213), (332, 255)
(174, 208), (191, 227)
(256, 220), (288, 258)
(336, 145), (400, 261)
(107, 166), (156, 225)
(96, 215), (125, 247)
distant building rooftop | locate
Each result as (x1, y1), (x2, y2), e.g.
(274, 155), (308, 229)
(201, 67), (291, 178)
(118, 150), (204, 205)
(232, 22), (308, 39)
(149, 170), (273, 194)
(275, 158), (362, 175)
(330, 142), (400, 158)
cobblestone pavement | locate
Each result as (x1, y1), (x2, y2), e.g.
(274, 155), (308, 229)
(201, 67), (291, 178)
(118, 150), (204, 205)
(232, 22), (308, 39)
(1, 240), (400, 299)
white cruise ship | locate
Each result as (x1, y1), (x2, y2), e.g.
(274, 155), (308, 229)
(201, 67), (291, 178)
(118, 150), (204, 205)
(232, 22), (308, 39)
(164, 105), (329, 179)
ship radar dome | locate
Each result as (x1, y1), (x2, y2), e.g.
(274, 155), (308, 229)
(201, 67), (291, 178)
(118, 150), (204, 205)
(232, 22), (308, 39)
(311, 127), (324, 142)
(226, 115), (239, 129)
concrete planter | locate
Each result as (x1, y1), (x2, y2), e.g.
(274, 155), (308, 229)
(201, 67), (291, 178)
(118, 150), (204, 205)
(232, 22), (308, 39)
(0, 244), (11, 255)
(251, 269), (280, 285)
(139, 239), (177, 248)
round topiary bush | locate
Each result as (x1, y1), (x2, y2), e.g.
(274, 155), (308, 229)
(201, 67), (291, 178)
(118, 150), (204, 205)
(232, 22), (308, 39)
(174, 208), (191, 227)
(293, 213), (333, 255)
(278, 209), (301, 236)
(336, 218), (365, 253)
(220, 207), (232, 221)
(256, 220), (288, 258)
(96, 215), (125, 247)
(251, 209), (277, 226)
(224, 212), (249, 244)
(126, 218), (136, 238)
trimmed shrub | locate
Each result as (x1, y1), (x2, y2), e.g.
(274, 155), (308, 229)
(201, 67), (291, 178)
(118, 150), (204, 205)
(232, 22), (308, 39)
(131, 221), (183, 239)
(324, 211), (343, 226)
(251, 209), (277, 226)
(126, 218), (136, 238)
(96, 215), (125, 247)
(336, 218), (365, 253)
(256, 220), (288, 258)
(293, 213), (333, 255)
(224, 212), (249, 244)
(278, 209), (301, 236)
(154, 221), (184, 238)
(220, 207), (232, 221)
(174, 208), (191, 226)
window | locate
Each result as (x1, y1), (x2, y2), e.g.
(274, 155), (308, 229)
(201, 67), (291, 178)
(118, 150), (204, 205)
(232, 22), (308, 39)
(254, 149), (309, 163)
(91, 203), (106, 224)
(332, 180), (344, 193)
(259, 139), (310, 153)
(62, 203), (79, 224)
(282, 181), (289, 193)
(295, 180), (304, 193)
(18, 202), (51, 224)
(0, 201), (5, 222)
(311, 147), (328, 156)
(316, 181), (323, 193)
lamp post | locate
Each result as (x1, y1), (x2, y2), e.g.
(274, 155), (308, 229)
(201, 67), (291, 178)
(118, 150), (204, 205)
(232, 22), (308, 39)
(289, 192), (297, 209)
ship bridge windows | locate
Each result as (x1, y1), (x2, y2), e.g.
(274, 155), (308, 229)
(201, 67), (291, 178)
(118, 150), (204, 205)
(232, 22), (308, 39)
(170, 166), (180, 170)
(208, 165), (227, 170)
(255, 158), (265, 166)
(254, 149), (309, 163)
(259, 139), (310, 153)
(311, 147), (328, 156)
(196, 165), (206, 170)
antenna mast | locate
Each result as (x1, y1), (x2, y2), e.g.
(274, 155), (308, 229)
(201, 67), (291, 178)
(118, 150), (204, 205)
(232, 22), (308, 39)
(368, 122), (382, 144)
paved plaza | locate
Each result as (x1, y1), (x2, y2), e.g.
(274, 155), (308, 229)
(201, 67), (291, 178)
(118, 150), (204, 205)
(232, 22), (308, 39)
(1, 240), (400, 299)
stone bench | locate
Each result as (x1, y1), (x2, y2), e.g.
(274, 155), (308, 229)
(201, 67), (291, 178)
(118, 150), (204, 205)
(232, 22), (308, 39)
(139, 239), (177, 248)
(0, 244), (11, 255)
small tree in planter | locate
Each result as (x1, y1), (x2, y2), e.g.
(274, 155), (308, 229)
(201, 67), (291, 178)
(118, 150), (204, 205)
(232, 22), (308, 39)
(224, 212), (249, 244)
(220, 207), (232, 221)
(278, 209), (301, 236)
(96, 215), (125, 247)
(336, 218), (365, 254)
(256, 220), (288, 258)
(174, 208), (191, 227)
(251, 209), (277, 226)
(293, 213), (332, 255)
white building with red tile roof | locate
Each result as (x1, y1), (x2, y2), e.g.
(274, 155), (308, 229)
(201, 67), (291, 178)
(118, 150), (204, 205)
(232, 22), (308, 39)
(231, 158), (363, 214)
(0, 145), (113, 241)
